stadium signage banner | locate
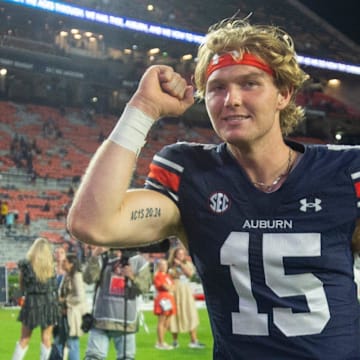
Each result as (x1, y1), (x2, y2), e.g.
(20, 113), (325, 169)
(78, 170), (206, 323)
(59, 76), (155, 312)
(44, 66), (84, 79)
(0, 57), (33, 70)
(0, 55), (84, 79)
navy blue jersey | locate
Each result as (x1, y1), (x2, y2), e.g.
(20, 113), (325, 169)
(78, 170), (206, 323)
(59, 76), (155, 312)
(145, 141), (360, 360)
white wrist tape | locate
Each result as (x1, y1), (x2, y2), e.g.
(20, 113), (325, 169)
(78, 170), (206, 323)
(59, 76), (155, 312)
(108, 105), (154, 155)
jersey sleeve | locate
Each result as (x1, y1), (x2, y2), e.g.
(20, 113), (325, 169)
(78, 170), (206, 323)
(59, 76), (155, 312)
(323, 145), (360, 219)
(144, 144), (185, 205)
(350, 167), (360, 218)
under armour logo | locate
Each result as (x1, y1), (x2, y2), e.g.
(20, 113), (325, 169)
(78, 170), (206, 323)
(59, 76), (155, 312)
(299, 198), (322, 212)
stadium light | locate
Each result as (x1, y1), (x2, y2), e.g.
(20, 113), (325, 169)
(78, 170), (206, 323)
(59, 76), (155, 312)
(2, 0), (360, 75)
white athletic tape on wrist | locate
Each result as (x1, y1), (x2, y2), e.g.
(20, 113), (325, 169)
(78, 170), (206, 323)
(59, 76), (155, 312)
(108, 105), (154, 155)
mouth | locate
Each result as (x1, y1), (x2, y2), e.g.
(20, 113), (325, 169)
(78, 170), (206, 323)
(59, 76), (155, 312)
(223, 114), (251, 122)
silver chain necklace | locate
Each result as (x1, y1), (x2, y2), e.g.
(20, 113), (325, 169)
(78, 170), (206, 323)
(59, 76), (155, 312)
(252, 148), (293, 193)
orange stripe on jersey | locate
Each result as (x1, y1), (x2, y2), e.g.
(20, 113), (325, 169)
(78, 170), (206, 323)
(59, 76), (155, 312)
(148, 163), (180, 192)
(355, 181), (360, 198)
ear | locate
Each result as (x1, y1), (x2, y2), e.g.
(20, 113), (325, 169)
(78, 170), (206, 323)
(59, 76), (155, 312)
(277, 87), (293, 110)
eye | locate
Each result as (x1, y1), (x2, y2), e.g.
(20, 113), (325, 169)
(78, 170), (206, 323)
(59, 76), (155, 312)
(208, 83), (226, 93)
(242, 80), (258, 89)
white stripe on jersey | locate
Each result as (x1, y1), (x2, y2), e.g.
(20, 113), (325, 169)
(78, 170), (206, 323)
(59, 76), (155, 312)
(153, 154), (184, 173)
(351, 171), (360, 180)
(327, 144), (360, 150)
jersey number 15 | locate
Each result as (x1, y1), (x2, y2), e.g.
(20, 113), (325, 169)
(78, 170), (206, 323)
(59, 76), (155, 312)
(220, 232), (330, 337)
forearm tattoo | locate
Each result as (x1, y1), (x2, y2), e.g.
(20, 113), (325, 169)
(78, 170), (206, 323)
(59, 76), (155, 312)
(130, 207), (161, 221)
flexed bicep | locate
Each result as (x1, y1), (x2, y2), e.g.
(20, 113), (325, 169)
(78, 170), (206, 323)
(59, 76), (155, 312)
(110, 188), (182, 248)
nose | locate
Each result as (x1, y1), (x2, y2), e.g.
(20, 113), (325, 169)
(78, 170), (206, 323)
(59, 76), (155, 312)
(224, 85), (242, 107)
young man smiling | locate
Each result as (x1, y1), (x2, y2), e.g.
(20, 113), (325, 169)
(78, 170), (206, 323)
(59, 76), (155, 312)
(68, 18), (360, 359)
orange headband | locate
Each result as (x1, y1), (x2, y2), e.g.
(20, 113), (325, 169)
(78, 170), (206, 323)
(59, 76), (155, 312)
(206, 51), (274, 79)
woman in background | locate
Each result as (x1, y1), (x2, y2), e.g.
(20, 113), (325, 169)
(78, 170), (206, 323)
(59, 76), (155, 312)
(168, 246), (205, 349)
(52, 244), (68, 356)
(54, 245), (66, 288)
(59, 252), (88, 360)
(11, 237), (59, 360)
(153, 258), (176, 350)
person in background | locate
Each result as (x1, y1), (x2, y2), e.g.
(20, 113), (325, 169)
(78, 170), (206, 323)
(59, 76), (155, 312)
(24, 210), (31, 235)
(11, 237), (59, 360)
(68, 16), (360, 359)
(83, 247), (151, 360)
(1, 200), (8, 225)
(58, 252), (88, 360)
(54, 245), (66, 288)
(52, 244), (68, 356)
(153, 258), (176, 350)
(168, 245), (205, 349)
(5, 210), (15, 233)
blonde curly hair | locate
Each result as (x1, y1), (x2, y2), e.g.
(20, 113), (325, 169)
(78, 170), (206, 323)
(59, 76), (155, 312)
(27, 237), (55, 283)
(194, 18), (309, 135)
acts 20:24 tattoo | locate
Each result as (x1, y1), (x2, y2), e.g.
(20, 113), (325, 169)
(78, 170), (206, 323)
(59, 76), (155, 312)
(130, 207), (161, 221)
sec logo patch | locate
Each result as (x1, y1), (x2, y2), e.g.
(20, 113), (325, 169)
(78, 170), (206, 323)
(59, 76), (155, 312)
(209, 192), (230, 213)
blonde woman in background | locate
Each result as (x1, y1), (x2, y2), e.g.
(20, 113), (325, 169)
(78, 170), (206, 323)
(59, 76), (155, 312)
(168, 246), (205, 349)
(11, 237), (59, 360)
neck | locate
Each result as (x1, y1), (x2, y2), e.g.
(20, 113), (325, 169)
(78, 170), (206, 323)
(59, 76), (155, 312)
(227, 142), (296, 193)
(252, 147), (293, 193)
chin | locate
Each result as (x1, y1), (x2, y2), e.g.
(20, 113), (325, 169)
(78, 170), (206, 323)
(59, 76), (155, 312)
(221, 131), (249, 144)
